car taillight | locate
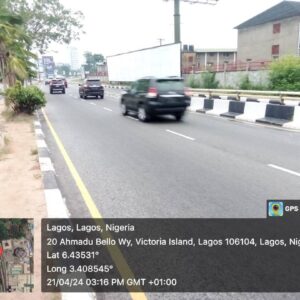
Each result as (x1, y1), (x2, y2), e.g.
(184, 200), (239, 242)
(184, 88), (192, 97)
(147, 87), (158, 98)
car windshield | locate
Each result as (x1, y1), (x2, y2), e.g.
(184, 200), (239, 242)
(52, 80), (63, 84)
(156, 79), (184, 93)
(87, 80), (100, 86)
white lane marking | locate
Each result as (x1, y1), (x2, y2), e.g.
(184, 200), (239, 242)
(90, 103), (96, 106)
(268, 164), (300, 177)
(126, 116), (138, 121)
(166, 129), (195, 141)
(104, 107), (113, 112)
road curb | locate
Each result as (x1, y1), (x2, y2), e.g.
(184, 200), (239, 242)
(34, 111), (96, 299)
(34, 113), (70, 218)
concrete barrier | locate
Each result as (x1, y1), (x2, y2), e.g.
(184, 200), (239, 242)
(246, 98), (259, 103)
(236, 102), (267, 122)
(220, 101), (246, 118)
(197, 99), (214, 113)
(269, 100), (284, 105)
(285, 100), (300, 106)
(256, 104), (295, 126)
(206, 99), (230, 116)
(189, 96), (205, 112)
(283, 106), (300, 129)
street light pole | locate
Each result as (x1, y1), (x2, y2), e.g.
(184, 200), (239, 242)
(174, 0), (181, 43)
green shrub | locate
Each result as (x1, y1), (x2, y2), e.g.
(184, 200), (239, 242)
(5, 82), (46, 114)
(239, 75), (251, 90)
(238, 75), (268, 90)
(188, 75), (201, 88)
(202, 72), (219, 89)
(269, 56), (300, 91)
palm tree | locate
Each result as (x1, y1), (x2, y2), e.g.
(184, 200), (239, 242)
(0, 0), (35, 87)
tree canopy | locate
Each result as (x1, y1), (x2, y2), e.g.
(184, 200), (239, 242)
(6, 0), (84, 53)
(0, 0), (84, 86)
(84, 52), (104, 73)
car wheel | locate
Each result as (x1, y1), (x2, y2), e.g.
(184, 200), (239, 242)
(138, 105), (149, 122)
(175, 112), (184, 121)
(100, 95), (104, 99)
(95, 95), (99, 99)
(121, 103), (128, 116)
(50, 90), (52, 94)
(83, 93), (87, 99)
(62, 89), (65, 94)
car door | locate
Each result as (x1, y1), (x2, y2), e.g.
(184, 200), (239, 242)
(132, 79), (149, 110)
(124, 81), (138, 109)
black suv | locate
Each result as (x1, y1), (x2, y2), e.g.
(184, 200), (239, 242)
(49, 79), (65, 94)
(121, 77), (191, 121)
(79, 79), (104, 99)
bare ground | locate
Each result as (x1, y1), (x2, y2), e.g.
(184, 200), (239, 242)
(0, 101), (60, 300)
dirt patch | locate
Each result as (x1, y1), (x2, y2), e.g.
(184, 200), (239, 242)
(0, 101), (59, 300)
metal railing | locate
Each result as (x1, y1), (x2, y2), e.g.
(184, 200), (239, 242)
(183, 60), (272, 74)
(189, 88), (300, 103)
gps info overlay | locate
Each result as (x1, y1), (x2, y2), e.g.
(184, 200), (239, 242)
(42, 200), (300, 293)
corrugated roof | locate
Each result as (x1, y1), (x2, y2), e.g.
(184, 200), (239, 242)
(235, 1), (300, 30)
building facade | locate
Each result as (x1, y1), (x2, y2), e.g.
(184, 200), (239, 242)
(236, 1), (300, 62)
(182, 48), (237, 74)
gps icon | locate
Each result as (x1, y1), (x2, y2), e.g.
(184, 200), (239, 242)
(268, 201), (284, 217)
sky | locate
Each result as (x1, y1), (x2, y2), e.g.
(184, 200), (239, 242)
(47, 0), (285, 64)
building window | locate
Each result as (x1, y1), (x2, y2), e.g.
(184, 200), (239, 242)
(209, 53), (214, 57)
(272, 45), (279, 55)
(188, 56), (193, 63)
(273, 23), (281, 34)
(223, 53), (230, 57)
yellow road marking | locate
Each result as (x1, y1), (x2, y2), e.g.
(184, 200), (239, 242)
(42, 109), (147, 300)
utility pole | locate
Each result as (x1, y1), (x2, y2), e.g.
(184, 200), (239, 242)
(164, 0), (219, 44)
(174, 0), (181, 43)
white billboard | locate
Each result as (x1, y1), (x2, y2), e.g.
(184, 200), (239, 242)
(107, 43), (181, 82)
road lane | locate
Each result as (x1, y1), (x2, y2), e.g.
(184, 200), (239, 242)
(40, 84), (300, 219)
(40, 84), (300, 300)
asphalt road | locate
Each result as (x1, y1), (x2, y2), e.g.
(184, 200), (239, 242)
(40, 83), (300, 300)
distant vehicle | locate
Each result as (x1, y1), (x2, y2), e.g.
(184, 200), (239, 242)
(120, 76), (191, 122)
(56, 76), (68, 88)
(79, 79), (104, 99)
(49, 79), (65, 94)
(45, 76), (54, 85)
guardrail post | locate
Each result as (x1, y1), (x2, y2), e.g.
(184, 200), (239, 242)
(279, 93), (284, 104)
